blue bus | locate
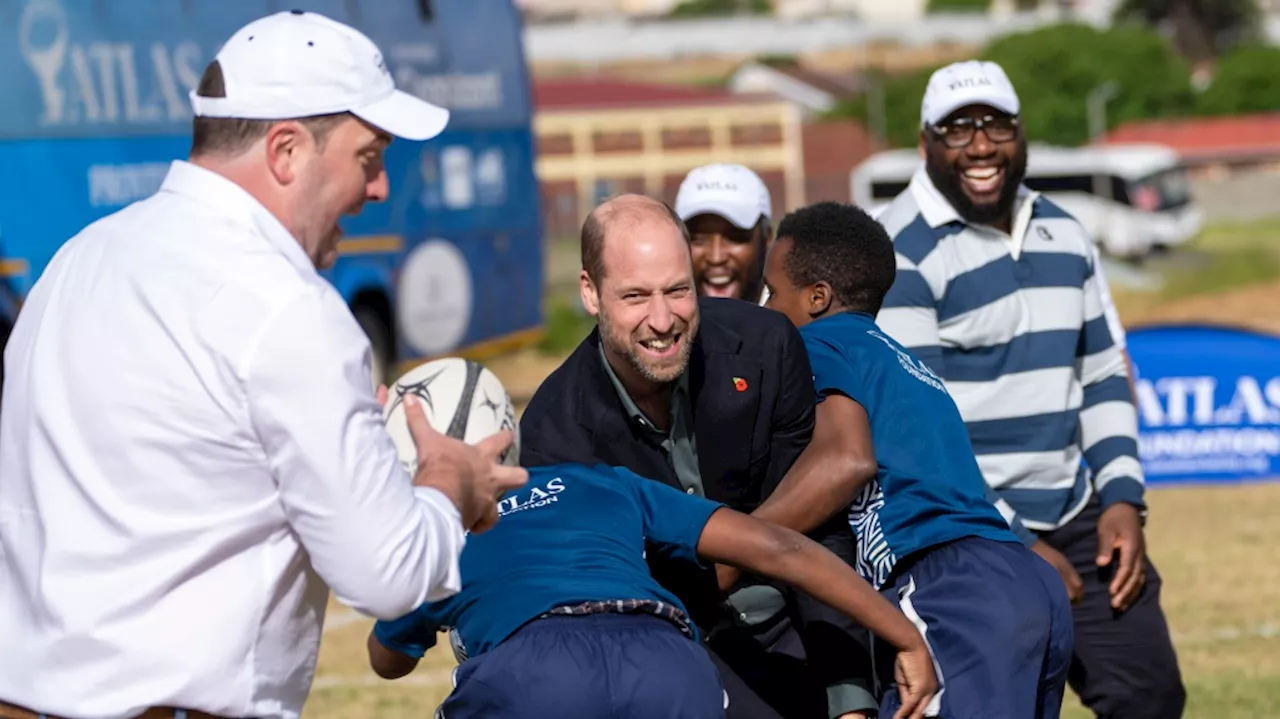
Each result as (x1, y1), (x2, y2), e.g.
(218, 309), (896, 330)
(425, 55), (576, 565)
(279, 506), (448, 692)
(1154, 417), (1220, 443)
(0, 0), (544, 389)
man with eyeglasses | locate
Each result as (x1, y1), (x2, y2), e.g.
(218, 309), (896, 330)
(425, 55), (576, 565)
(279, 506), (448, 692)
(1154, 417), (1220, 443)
(873, 61), (1186, 719)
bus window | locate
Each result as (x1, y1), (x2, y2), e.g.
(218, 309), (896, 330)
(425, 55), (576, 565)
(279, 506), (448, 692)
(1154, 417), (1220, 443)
(1024, 173), (1094, 195)
(1129, 169), (1193, 212)
(871, 180), (909, 201)
(1024, 173), (1132, 205)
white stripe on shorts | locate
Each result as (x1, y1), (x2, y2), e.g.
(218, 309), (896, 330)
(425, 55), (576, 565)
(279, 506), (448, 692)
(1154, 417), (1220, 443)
(898, 576), (946, 718)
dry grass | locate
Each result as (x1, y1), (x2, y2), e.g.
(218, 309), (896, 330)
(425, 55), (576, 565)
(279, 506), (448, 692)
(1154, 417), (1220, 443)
(306, 482), (1280, 719)
(1112, 279), (1280, 337)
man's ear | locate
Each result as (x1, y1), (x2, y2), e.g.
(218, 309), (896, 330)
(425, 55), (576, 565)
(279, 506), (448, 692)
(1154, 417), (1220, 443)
(579, 270), (600, 318)
(807, 281), (834, 317)
(265, 120), (308, 185)
(917, 130), (928, 160)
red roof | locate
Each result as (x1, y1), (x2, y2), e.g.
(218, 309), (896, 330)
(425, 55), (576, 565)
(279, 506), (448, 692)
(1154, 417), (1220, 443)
(1102, 113), (1280, 162)
(533, 77), (746, 111)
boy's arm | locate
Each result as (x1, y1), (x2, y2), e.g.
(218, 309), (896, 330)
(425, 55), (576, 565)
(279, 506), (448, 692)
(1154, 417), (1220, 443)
(751, 393), (877, 531)
(697, 506), (919, 651)
(696, 507), (938, 717)
(366, 606), (442, 680)
(367, 629), (421, 680)
(715, 394), (879, 719)
(626, 467), (935, 717)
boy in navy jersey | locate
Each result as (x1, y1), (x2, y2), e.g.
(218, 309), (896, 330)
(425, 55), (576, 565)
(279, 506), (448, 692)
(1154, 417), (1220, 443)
(367, 462), (936, 719)
(759, 201), (1073, 719)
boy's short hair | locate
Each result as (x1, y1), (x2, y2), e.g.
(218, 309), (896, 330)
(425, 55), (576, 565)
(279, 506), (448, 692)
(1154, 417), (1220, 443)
(775, 201), (897, 315)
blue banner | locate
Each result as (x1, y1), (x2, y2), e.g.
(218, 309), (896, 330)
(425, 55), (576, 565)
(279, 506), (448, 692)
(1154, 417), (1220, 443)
(0, 0), (530, 140)
(1129, 324), (1280, 485)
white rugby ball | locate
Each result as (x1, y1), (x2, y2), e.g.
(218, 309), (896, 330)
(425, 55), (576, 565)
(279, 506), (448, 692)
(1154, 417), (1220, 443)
(382, 357), (520, 471)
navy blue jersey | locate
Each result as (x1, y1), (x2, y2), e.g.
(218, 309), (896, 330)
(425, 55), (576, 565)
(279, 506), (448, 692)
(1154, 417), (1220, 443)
(801, 311), (1018, 587)
(373, 463), (723, 659)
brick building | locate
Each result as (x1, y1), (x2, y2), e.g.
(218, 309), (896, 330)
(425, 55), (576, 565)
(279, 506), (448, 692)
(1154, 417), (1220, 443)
(532, 76), (876, 239)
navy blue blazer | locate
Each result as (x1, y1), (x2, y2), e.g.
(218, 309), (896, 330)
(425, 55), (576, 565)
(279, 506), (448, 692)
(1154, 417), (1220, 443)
(519, 297), (816, 627)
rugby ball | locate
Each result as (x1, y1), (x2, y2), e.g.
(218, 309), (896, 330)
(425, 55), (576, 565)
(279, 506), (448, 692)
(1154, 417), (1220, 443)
(382, 357), (520, 471)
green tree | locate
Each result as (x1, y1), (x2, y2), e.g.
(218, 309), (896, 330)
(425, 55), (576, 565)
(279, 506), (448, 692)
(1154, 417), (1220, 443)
(826, 23), (1194, 148)
(669, 0), (771, 17)
(926, 0), (990, 13)
(980, 23), (1194, 145)
(1194, 43), (1280, 115)
(827, 65), (938, 150)
(1113, 0), (1261, 61)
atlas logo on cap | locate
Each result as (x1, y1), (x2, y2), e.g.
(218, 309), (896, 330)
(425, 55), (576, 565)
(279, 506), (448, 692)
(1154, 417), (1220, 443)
(675, 164), (772, 231)
(947, 76), (994, 91)
(697, 180), (738, 192)
(189, 10), (449, 142)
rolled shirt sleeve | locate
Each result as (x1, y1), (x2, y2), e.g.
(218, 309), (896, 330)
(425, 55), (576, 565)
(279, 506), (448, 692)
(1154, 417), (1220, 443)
(244, 287), (467, 619)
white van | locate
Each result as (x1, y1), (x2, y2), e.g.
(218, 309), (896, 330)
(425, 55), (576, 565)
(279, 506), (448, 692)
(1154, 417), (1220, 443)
(850, 143), (1203, 260)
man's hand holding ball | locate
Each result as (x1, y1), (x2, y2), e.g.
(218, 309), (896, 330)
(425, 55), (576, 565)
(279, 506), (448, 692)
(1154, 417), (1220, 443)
(379, 358), (529, 534)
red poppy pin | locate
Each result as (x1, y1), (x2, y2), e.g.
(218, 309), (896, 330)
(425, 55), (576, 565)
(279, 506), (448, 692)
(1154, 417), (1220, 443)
(733, 377), (748, 393)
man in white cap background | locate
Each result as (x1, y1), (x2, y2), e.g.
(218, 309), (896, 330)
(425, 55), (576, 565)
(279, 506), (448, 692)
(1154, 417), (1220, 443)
(873, 60), (1185, 718)
(676, 163), (774, 303)
(0, 10), (526, 719)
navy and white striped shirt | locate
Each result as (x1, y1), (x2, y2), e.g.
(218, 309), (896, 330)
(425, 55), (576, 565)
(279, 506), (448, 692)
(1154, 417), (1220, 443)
(875, 169), (1145, 539)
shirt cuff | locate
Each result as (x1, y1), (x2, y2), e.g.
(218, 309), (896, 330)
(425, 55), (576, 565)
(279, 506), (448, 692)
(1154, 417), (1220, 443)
(372, 619), (438, 660)
(724, 585), (788, 627)
(827, 679), (878, 718)
(414, 485), (463, 523)
(1097, 477), (1146, 514)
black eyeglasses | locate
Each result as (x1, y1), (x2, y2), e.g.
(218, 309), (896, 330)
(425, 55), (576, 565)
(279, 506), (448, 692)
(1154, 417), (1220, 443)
(931, 114), (1020, 149)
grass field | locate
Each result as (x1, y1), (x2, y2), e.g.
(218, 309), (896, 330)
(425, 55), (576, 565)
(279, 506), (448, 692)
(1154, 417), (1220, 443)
(307, 482), (1280, 718)
(301, 218), (1280, 717)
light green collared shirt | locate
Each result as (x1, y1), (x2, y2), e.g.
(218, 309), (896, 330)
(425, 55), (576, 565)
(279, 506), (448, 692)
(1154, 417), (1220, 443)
(598, 342), (704, 498)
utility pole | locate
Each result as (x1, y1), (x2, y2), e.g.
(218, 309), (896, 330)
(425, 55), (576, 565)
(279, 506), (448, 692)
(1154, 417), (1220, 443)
(1087, 80), (1120, 245)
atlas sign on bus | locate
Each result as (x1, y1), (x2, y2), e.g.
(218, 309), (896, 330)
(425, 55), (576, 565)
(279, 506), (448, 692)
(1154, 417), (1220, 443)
(19, 0), (203, 129)
(1127, 325), (1280, 484)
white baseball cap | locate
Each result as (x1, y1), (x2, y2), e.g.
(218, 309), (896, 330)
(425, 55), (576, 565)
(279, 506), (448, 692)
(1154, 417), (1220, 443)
(189, 10), (449, 141)
(675, 164), (772, 231)
(920, 60), (1020, 128)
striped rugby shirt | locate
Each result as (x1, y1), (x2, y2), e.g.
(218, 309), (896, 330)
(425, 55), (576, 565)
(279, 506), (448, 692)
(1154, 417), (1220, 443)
(875, 168), (1146, 540)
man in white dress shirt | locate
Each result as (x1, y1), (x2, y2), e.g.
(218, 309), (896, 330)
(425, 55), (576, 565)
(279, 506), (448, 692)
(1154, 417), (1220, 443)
(0, 11), (526, 719)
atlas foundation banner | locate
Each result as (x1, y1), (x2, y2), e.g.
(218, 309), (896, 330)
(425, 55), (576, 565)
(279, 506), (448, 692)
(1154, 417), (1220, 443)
(1129, 324), (1280, 485)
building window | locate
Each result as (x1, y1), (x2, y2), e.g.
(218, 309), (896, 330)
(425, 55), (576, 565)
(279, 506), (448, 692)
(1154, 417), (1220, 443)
(592, 130), (645, 154)
(662, 127), (713, 150)
(731, 123), (783, 147)
(538, 133), (575, 156)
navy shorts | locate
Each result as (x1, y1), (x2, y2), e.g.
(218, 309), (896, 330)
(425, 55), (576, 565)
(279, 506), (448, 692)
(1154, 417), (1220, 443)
(875, 536), (1074, 719)
(438, 613), (727, 719)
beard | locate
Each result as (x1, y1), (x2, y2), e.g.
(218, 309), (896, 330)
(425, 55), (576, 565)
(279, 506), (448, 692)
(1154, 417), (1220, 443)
(740, 255), (766, 304)
(598, 305), (699, 385)
(925, 141), (1028, 226)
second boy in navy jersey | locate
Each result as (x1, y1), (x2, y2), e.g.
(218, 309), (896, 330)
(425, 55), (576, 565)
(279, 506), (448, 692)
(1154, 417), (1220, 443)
(760, 201), (1074, 719)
